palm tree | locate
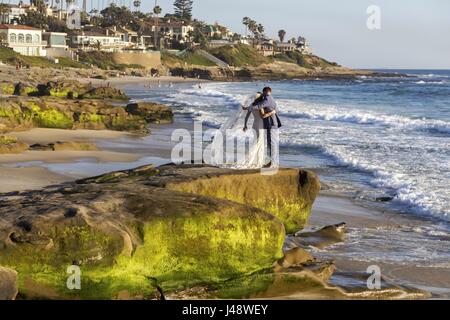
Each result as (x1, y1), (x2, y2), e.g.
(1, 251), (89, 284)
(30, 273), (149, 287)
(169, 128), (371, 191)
(0, 4), (9, 24)
(247, 19), (257, 47)
(153, 2), (162, 49)
(133, 0), (141, 12)
(257, 24), (264, 37)
(242, 17), (250, 36)
(278, 29), (286, 43)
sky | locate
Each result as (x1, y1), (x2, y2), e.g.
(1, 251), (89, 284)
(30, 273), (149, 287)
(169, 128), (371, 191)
(10, 0), (450, 69)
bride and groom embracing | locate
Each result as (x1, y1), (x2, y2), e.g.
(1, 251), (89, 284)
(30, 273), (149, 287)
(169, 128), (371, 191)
(205, 86), (281, 171)
(242, 87), (282, 169)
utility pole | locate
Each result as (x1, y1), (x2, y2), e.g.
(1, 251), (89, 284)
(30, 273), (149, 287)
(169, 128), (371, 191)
(83, 0), (87, 13)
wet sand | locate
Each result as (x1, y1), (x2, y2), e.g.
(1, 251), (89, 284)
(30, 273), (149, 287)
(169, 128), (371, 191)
(0, 128), (166, 193)
(305, 193), (450, 299)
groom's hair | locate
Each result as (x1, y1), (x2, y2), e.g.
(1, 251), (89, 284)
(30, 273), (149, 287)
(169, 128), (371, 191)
(263, 87), (272, 94)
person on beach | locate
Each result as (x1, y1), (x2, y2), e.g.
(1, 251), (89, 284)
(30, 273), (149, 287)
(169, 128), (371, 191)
(243, 87), (281, 168)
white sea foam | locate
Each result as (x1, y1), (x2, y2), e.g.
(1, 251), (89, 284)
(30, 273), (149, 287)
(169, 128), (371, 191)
(279, 100), (450, 134)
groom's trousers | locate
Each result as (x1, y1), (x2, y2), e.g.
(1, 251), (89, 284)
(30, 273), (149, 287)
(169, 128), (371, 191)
(266, 128), (280, 166)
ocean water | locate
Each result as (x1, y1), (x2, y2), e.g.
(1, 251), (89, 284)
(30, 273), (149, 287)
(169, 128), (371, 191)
(129, 70), (450, 223)
(123, 71), (450, 274)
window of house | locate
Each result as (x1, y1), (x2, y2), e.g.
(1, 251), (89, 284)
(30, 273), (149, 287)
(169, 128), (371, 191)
(18, 34), (24, 43)
(10, 33), (17, 43)
(26, 34), (32, 43)
(34, 34), (40, 43)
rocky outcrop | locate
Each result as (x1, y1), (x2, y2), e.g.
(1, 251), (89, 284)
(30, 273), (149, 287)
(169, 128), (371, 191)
(80, 87), (129, 101)
(168, 63), (384, 82)
(0, 164), (320, 299)
(36, 80), (93, 98)
(13, 82), (37, 97)
(125, 102), (173, 124)
(0, 267), (18, 300)
(293, 222), (347, 249)
(3, 80), (128, 101)
(0, 96), (173, 134)
(29, 141), (98, 152)
(169, 67), (235, 81)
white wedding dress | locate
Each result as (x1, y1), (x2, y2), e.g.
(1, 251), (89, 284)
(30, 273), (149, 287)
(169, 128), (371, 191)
(204, 96), (266, 169)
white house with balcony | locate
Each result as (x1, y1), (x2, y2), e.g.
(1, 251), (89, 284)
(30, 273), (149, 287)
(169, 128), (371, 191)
(152, 20), (194, 43)
(70, 31), (123, 52)
(0, 24), (46, 57)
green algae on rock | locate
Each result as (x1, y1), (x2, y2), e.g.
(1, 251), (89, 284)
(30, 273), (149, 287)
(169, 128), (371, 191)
(0, 96), (173, 134)
(166, 169), (321, 233)
(0, 164), (319, 299)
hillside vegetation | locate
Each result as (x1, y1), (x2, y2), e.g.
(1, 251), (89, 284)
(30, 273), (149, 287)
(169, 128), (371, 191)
(207, 44), (270, 67)
(0, 47), (86, 69)
(274, 51), (339, 69)
(161, 50), (216, 67)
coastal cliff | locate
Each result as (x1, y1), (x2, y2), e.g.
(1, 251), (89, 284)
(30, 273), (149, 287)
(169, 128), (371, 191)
(0, 164), (320, 299)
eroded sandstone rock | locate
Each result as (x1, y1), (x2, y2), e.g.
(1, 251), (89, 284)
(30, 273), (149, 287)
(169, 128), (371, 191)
(80, 86), (129, 101)
(125, 102), (173, 124)
(0, 164), (320, 299)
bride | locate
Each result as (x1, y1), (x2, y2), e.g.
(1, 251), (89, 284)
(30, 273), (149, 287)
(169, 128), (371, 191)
(204, 92), (275, 169)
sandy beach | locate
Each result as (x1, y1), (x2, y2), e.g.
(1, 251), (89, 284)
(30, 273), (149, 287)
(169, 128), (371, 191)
(0, 128), (142, 193)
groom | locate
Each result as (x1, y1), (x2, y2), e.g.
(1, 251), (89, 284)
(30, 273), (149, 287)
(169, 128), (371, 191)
(245, 87), (281, 168)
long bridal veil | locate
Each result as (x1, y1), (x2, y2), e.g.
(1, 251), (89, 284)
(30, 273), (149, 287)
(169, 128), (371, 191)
(204, 95), (266, 169)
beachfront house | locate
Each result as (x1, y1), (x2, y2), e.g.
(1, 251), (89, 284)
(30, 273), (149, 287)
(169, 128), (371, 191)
(296, 36), (312, 54)
(42, 31), (70, 58)
(257, 40), (275, 56)
(275, 41), (297, 53)
(154, 20), (194, 43)
(0, 24), (46, 57)
(206, 24), (233, 40)
(106, 26), (143, 48)
(70, 30), (123, 52)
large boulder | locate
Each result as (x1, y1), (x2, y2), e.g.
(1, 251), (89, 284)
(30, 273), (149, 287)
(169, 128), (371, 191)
(0, 267), (18, 300)
(0, 164), (320, 299)
(125, 102), (173, 124)
(14, 82), (38, 97)
(167, 169), (321, 233)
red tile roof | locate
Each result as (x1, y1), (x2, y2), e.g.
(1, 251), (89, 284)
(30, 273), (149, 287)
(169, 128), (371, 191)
(0, 24), (39, 31)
